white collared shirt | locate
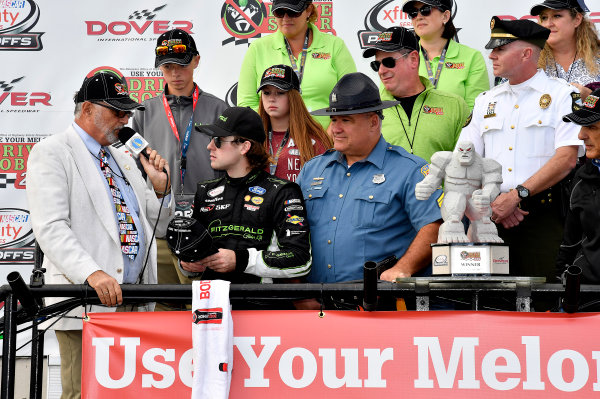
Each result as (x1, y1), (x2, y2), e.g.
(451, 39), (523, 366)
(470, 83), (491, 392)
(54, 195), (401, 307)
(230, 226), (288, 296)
(458, 69), (583, 192)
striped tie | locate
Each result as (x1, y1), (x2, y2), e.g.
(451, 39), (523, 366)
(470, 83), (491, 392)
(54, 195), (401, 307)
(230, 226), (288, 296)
(99, 148), (139, 260)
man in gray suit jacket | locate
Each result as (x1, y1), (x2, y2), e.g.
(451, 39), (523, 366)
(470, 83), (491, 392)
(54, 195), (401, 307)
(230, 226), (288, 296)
(26, 71), (174, 399)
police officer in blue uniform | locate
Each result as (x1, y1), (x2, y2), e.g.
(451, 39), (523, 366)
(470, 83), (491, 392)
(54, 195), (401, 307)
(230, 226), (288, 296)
(297, 72), (443, 283)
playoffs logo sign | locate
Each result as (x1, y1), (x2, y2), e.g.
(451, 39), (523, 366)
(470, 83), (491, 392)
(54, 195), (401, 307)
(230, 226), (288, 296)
(221, 0), (335, 46)
(0, 0), (44, 51)
(85, 4), (193, 41)
(357, 0), (458, 49)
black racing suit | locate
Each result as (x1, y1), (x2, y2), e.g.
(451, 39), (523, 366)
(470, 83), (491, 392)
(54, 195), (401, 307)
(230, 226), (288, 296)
(185, 169), (312, 284)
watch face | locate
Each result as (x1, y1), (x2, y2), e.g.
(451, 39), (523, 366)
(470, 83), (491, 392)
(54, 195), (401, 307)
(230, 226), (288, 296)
(518, 186), (529, 198)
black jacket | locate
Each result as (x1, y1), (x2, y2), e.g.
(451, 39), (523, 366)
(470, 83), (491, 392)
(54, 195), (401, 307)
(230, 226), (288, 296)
(556, 161), (600, 283)
(189, 169), (311, 283)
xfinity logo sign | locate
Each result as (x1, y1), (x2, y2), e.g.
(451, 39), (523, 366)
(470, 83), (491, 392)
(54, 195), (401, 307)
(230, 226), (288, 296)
(0, 0), (44, 51)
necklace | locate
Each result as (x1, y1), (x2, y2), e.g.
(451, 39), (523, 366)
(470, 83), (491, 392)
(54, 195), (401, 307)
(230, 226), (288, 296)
(554, 50), (577, 82)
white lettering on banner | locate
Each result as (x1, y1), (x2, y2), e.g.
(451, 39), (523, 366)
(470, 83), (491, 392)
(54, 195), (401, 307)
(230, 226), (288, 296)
(92, 337), (193, 389)
(414, 336), (600, 392)
(414, 337), (480, 389)
(233, 336), (280, 387)
(141, 348), (175, 389)
(279, 348), (317, 388)
(234, 336), (393, 388)
(92, 337), (140, 389)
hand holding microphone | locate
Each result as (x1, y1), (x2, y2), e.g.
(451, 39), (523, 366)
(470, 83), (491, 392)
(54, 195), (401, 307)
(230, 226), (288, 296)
(118, 127), (170, 196)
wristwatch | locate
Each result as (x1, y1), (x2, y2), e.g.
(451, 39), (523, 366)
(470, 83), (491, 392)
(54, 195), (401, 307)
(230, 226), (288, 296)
(515, 185), (530, 200)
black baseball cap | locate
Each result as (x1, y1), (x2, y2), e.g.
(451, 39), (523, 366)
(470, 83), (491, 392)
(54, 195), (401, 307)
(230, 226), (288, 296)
(155, 29), (198, 68)
(166, 216), (218, 263)
(311, 73), (400, 116)
(195, 107), (266, 143)
(402, 0), (453, 13)
(272, 0), (311, 13)
(531, 0), (589, 16)
(257, 64), (300, 93)
(563, 89), (600, 126)
(485, 16), (551, 50)
(362, 27), (419, 58)
(74, 71), (144, 111)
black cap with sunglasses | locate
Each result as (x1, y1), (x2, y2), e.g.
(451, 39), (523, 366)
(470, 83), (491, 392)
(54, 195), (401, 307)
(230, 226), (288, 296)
(362, 26), (419, 59)
(74, 71), (144, 112)
(402, 0), (453, 15)
(195, 106), (266, 143)
(155, 28), (199, 68)
(530, 0), (589, 16)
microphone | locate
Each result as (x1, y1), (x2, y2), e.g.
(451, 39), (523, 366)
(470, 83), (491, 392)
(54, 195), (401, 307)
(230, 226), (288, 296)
(118, 127), (167, 174)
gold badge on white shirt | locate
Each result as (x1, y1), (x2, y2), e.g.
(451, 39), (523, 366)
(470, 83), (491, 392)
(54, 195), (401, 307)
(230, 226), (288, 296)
(539, 94), (552, 109)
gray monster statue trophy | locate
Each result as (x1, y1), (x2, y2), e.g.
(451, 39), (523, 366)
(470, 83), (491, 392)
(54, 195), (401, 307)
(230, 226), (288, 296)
(415, 141), (503, 244)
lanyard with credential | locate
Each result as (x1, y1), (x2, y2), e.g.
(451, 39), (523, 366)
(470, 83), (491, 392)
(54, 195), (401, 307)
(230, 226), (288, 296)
(161, 84), (199, 189)
(284, 29), (310, 92)
(421, 40), (450, 89)
(268, 129), (290, 175)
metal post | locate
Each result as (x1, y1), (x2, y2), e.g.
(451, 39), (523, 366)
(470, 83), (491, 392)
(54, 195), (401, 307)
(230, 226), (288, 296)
(1, 292), (17, 399)
(29, 319), (45, 399)
(363, 261), (378, 311)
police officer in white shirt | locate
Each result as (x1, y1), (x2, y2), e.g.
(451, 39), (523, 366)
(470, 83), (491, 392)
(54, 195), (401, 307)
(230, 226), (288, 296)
(458, 16), (583, 281)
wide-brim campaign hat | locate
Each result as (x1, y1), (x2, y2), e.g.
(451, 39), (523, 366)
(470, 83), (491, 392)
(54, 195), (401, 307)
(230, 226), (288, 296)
(257, 64), (300, 93)
(402, 0), (453, 13)
(166, 216), (218, 263)
(74, 71), (144, 111)
(155, 28), (199, 68)
(311, 72), (400, 116)
(531, 0), (589, 16)
(195, 106), (266, 143)
(362, 26), (419, 58)
(563, 89), (600, 126)
(485, 16), (550, 50)
(271, 0), (311, 13)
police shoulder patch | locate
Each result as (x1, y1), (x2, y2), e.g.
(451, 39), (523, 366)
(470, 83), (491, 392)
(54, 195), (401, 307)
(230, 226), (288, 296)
(463, 112), (473, 128)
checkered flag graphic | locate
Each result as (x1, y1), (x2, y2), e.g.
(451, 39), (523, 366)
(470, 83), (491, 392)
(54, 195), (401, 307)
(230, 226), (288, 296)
(0, 174), (17, 189)
(0, 77), (24, 92)
(129, 4), (166, 20)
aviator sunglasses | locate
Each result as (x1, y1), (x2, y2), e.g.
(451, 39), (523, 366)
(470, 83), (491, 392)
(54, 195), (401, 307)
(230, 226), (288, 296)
(370, 54), (409, 72)
(212, 137), (244, 148)
(407, 5), (434, 18)
(273, 8), (305, 18)
(91, 102), (133, 118)
(155, 44), (188, 56)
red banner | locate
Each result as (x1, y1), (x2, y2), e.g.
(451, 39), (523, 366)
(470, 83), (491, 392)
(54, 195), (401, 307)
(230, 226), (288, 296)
(82, 311), (600, 398)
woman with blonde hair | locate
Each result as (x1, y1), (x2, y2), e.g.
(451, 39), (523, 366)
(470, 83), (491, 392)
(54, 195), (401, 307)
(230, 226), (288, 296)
(531, 0), (600, 98)
(257, 64), (332, 182)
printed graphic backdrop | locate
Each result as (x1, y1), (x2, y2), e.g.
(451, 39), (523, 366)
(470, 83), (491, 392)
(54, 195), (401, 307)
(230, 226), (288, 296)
(1, 0), (599, 281)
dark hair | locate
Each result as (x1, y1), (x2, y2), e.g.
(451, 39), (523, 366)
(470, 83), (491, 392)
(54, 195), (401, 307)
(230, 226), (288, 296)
(239, 137), (271, 170)
(441, 17), (457, 39)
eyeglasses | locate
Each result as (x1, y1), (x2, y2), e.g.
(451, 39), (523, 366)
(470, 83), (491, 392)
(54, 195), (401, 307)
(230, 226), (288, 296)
(91, 102), (133, 118)
(370, 54), (409, 72)
(155, 44), (188, 56)
(212, 137), (244, 148)
(273, 8), (305, 18)
(407, 5), (434, 18)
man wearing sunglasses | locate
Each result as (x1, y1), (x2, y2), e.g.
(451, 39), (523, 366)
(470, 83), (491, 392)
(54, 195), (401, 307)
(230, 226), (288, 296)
(363, 26), (470, 163)
(177, 107), (311, 302)
(26, 71), (174, 398)
(133, 28), (227, 293)
(458, 17), (583, 283)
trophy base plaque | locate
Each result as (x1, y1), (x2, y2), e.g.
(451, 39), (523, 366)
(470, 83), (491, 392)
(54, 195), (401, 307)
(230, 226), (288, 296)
(432, 243), (509, 275)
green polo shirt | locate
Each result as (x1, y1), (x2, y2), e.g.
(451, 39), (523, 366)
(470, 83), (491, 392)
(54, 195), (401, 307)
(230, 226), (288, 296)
(381, 76), (470, 163)
(237, 23), (356, 129)
(418, 39), (490, 109)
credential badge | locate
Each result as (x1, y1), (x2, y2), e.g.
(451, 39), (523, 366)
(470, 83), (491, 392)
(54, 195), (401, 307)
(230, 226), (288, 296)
(372, 174), (385, 184)
(539, 94), (552, 109)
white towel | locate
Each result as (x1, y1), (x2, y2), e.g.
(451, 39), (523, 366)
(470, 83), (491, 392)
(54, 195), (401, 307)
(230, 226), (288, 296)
(192, 280), (233, 399)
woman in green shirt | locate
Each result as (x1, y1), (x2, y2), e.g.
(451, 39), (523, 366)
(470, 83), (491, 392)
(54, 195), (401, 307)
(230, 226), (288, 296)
(237, 0), (356, 129)
(401, 0), (490, 109)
